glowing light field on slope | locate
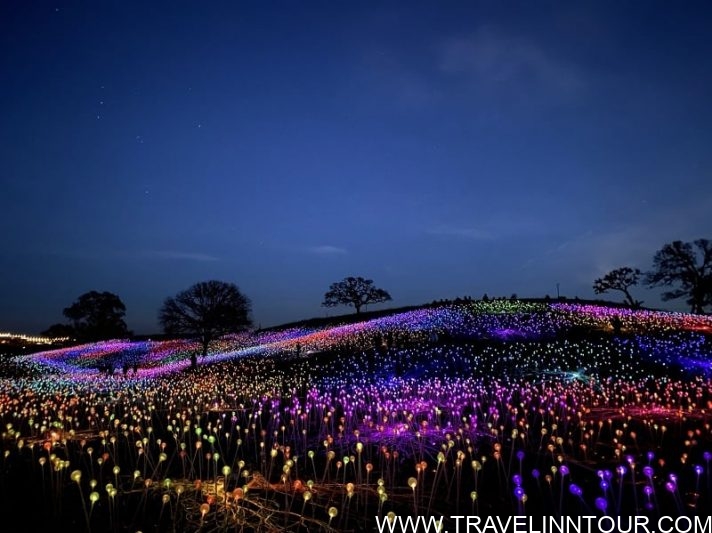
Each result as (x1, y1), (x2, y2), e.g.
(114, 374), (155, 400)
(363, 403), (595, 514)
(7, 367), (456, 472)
(1, 302), (712, 531)
(21, 302), (712, 378)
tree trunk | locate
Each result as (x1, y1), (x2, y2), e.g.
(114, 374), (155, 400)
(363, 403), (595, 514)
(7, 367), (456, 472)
(190, 339), (210, 370)
(355, 304), (361, 314)
(691, 289), (703, 314)
(623, 290), (635, 308)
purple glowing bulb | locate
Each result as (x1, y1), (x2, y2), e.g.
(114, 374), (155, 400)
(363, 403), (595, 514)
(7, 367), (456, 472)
(647, 451), (655, 462)
(600, 480), (609, 491)
(695, 465), (704, 475)
(704, 451), (712, 462)
(617, 465), (627, 476)
(512, 474), (522, 486)
(643, 485), (654, 497)
(532, 469), (540, 479)
(513, 486), (525, 500)
(516, 450), (525, 461)
(665, 481), (676, 493)
(569, 483), (583, 497)
(643, 466), (653, 478)
(595, 497), (608, 511)
(559, 465), (569, 476)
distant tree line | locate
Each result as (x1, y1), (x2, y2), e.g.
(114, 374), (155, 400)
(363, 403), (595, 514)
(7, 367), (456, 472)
(43, 291), (131, 342)
(40, 238), (711, 369)
(593, 238), (712, 313)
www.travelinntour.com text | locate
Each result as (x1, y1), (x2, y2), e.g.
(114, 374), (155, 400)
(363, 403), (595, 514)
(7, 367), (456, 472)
(375, 515), (712, 533)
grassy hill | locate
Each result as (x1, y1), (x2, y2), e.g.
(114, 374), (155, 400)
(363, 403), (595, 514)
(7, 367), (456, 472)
(1, 300), (711, 531)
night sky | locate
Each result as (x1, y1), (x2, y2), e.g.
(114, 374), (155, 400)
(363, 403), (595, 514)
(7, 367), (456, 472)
(2, 2), (711, 334)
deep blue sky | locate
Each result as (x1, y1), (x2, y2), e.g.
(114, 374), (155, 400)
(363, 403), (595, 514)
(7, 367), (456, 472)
(2, 2), (711, 334)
